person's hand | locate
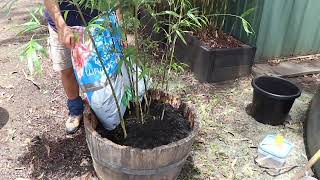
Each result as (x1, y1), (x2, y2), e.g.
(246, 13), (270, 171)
(58, 25), (75, 49)
(122, 39), (128, 48)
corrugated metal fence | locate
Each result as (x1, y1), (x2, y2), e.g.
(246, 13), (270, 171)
(223, 0), (320, 62)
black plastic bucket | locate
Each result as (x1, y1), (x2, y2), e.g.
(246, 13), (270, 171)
(251, 76), (301, 125)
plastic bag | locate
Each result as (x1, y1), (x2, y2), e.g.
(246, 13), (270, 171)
(71, 12), (148, 130)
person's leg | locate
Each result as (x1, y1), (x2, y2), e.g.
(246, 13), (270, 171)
(61, 67), (84, 117)
(48, 26), (83, 134)
(61, 68), (79, 100)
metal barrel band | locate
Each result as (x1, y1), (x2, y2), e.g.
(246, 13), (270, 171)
(92, 155), (188, 176)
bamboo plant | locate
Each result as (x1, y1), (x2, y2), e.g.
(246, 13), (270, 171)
(190, 0), (255, 36)
(5, 0), (252, 139)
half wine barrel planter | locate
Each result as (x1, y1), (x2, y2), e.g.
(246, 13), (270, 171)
(84, 90), (200, 180)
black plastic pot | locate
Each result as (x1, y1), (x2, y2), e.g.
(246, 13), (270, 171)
(175, 34), (256, 82)
(251, 76), (301, 125)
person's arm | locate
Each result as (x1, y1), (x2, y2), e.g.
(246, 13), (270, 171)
(115, 7), (128, 48)
(44, 0), (75, 48)
(116, 8), (123, 23)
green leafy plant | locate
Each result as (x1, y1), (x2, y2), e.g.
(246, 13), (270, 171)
(19, 39), (48, 75)
(153, 0), (208, 89)
(7, 0), (253, 139)
(2, 0), (21, 14)
(3, 1), (48, 75)
(190, 0), (255, 35)
(18, 3), (46, 35)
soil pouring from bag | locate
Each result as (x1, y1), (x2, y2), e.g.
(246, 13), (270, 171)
(96, 102), (192, 149)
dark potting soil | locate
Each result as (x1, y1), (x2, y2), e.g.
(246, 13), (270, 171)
(194, 27), (243, 48)
(96, 102), (192, 149)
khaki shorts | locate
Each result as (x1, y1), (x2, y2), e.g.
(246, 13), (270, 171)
(48, 26), (73, 71)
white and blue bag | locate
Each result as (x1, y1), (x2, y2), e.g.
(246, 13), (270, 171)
(71, 12), (147, 130)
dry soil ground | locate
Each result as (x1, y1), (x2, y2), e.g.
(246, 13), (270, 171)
(0, 1), (319, 180)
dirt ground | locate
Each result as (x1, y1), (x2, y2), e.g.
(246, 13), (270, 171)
(0, 1), (93, 179)
(171, 74), (318, 180)
(0, 1), (319, 180)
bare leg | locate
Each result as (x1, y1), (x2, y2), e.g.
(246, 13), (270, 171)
(60, 67), (79, 100)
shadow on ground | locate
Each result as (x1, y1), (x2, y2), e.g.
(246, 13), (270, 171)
(178, 156), (201, 180)
(0, 107), (9, 129)
(0, 28), (48, 46)
(18, 128), (93, 179)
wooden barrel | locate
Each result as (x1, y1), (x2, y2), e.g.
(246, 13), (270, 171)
(84, 90), (200, 180)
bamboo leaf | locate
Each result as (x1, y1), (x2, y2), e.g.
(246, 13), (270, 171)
(34, 57), (42, 75)
(241, 7), (256, 18)
(30, 12), (40, 24)
(241, 18), (254, 35)
(63, 10), (70, 21)
(176, 30), (187, 45)
(26, 48), (37, 74)
(187, 12), (201, 27)
(121, 87), (134, 107)
(154, 10), (180, 18)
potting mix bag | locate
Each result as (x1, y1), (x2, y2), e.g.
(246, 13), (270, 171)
(71, 12), (148, 130)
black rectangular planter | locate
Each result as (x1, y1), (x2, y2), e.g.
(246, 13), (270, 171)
(175, 34), (256, 82)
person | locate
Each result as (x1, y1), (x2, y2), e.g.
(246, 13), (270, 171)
(44, 0), (122, 134)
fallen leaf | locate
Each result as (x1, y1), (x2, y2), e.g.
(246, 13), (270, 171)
(36, 172), (44, 179)
(7, 94), (14, 101)
(0, 84), (14, 89)
(196, 137), (205, 144)
(44, 144), (50, 157)
(80, 158), (90, 167)
(24, 138), (31, 145)
(14, 167), (26, 170)
(66, 135), (74, 139)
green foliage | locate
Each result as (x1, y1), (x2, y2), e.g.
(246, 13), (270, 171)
(190, 0), (255, 36)
(10, 0), (254, 136)
(18, 3), (45, 35)
(241, 7), (255, 18)
(191, 0), (228, 25)
(122, 87), (134, 107)
(14, 3), (48, 76)
(2, 0), (20, 14)
(171, 62), (188, 74)
(151, 0), (207, 90)
(154, 0), (208, 46)
(69, 0), (119, 12)
(240, 8), (256, 36)
(19, 39), (48, 75)
(208, 13), (255, 35)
